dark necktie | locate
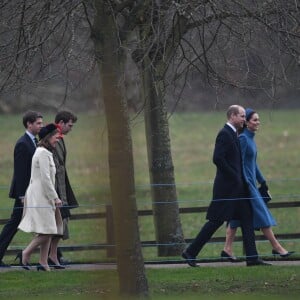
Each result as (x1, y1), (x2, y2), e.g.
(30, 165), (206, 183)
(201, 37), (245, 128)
(34, 137), (38, 147)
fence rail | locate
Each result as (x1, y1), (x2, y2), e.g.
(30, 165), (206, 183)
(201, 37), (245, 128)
(2, 201), (300, 257)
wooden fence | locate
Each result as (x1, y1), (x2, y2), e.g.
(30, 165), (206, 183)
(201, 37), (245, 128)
(2, 201), (300, 258)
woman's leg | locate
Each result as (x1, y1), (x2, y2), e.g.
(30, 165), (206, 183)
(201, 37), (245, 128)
(22, 234), (52, 267)
(39, 235), (52, 268)
(49, 236), (61, 265)
(261, 227), (288, 254)
(223, 226), (238, 256)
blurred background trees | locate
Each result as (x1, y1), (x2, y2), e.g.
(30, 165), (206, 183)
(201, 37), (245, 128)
(0, 0), (299, 114)
(0, 0), (99, 112)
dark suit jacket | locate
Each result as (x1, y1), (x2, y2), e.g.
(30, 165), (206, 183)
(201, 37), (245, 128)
(206, 124), (247, 221)
(9, 133), (36, 199)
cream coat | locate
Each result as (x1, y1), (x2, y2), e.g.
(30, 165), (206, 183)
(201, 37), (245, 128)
(18, 147), (63, 235)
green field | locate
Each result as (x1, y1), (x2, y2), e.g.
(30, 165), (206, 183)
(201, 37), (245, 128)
(0, 110), (299, 264)
(0, 266), (299, 299)
(0, 110), (299, 299)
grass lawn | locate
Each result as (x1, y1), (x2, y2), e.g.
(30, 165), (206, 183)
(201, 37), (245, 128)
(0, 265), (299, 299)
(0, 110), (300, 263)
(0, 109), (299, 299)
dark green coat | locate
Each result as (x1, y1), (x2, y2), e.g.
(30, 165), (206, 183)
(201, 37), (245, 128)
(53, 138), (78, 210)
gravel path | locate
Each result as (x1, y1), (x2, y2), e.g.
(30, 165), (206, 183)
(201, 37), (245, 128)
(1, 260), (300, 272)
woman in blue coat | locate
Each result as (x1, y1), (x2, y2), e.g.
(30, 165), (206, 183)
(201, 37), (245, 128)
(221, 108), (293, 261)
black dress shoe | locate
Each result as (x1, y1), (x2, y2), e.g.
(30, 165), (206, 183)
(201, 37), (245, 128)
(272, 249), (295, 258)
(182, 251), (198, 267)
(0, 260), (10, 268)
(220, 250), (239, 263)
(246, 259), (272, 267)
(48, 258), (65, 269)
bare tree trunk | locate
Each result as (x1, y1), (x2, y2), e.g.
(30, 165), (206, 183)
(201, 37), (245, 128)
(142, 60), (185, 256)
(134, 8), (188, 256)
(92, 1), (148, 296)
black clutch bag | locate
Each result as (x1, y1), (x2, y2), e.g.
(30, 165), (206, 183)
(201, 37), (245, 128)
(258, 185), (272, 203)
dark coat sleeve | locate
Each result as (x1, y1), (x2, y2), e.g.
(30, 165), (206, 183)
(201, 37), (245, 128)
(206, 126), (247, 222)
(9, 135), (35, 199)
(213, 129), (239, 180)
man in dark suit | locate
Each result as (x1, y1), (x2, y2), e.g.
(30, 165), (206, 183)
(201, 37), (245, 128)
(0, 111), (43, 267)
(182, 105), (270, 267)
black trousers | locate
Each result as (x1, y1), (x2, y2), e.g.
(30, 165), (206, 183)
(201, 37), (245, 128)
(186, 199), (258, 261)
(0, 199), (23, 261)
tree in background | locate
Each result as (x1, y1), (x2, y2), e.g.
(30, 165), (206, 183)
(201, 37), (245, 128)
(0, 0), (97, 112)
(120, 1), (299, 111)
(92, 1), (148, 296)
(161, 0), (300, 110)
(1, 1), (299, 112)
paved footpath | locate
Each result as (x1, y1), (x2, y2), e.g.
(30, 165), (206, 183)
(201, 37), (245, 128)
(1, 260), (300, 272)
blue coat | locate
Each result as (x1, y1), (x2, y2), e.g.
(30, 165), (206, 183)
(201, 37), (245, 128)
(206, 124), (248, 222)
(230, 128), (276, 229)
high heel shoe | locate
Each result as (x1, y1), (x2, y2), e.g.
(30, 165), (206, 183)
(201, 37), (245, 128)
(14, 252), (30, 270)
(220, 250), (239, 262)
(48, 258), (65, 269)
(36, 263), (50, 271)
(272, 249), (295, 257)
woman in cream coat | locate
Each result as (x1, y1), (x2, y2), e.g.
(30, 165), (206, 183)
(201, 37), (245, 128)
(18, 123), (63, 271)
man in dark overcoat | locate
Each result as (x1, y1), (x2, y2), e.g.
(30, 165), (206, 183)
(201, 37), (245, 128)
(48, 110), (78, 266)
(0, 111), (43, 267)
(182, 105), (270, 267)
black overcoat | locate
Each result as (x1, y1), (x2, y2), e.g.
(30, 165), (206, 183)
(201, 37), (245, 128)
(206, 124), (247, 221)
(9, 134), (36, 199)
